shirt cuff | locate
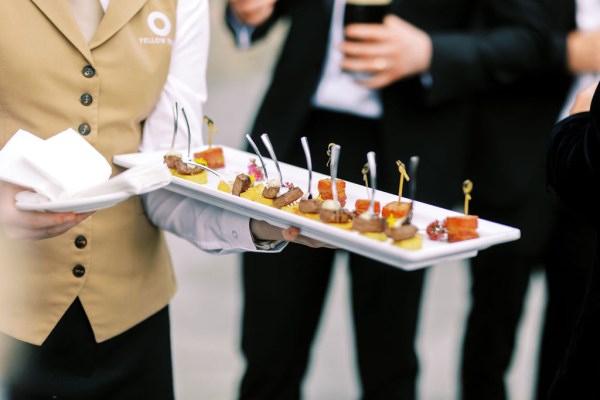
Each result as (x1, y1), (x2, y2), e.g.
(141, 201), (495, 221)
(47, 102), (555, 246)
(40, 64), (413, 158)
(216, 212), (288, 253)
(253, 239), (286, 251)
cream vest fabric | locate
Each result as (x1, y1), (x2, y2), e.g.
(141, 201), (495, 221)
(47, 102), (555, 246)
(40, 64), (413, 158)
(0, 0), (179, 345)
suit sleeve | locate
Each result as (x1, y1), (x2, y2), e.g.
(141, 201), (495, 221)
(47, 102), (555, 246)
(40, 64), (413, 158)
(547, 86), (600, 221)
(423, 0), (551, 105)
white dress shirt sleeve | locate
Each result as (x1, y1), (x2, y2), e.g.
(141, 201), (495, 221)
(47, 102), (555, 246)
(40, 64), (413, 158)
(138, 0), (284, 254)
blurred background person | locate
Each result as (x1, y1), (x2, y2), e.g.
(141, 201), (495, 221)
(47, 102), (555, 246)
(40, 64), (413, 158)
(535, 1), (600, 398)
(459, 0), (579, 398)
(225, 0), (552, 399)
(546, 81), (600, 399)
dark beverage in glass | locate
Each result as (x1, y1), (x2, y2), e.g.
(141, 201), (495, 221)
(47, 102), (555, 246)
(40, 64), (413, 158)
(344, 0), (392, 26)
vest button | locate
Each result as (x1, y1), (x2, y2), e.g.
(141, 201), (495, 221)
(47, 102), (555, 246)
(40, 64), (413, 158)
(74, 235), (88, 249)
(80, 93), (93, 106)
(72, 264), (86, 278)
(82, 65), (95, 78)
(78, 123), (91, 136)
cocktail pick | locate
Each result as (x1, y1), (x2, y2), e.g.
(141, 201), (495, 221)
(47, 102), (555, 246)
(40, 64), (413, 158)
(182, 158), (226, 181)
(463, 179), (473, 215)
(366, 151), (377, 218)
(181, 107), (193, 161)
(260, 133), (283, 188)
(396, 160), (410, 201)
(408, 155), (419, 200)
(179, 107), (224, 180)
(328, 143), (341, 205)
(169, 102), (179, 153)
(203, 116), (218, 149)
(245, 134), (270, 182)
(300, 136), (314, 199)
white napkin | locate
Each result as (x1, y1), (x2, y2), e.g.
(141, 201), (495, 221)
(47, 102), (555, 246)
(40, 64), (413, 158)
(0, 129), (172, 202)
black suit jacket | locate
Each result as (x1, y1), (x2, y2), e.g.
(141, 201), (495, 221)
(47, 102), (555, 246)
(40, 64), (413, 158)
(230, 0), (556, 208)
(546, 82), (600, 400)
(464, 0), (573, 254)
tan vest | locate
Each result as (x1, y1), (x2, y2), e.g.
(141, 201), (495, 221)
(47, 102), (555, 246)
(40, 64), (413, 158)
(0, 0), (180, 345)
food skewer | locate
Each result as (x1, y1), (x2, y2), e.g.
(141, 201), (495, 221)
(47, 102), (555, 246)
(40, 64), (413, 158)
(396, 160), (410, 201)
(181, 107), (193, 162)
(407, 155), (419, 220)
(203, 116), (218, 149)
(182, 159), (226, 181)
(442, 179), (479, 242)
(352, 152), (386, 234)
(169, 101), (179, 154)
(408, 156), (419, 201)
(319, 143), (351, 223)
(245, 134), (270, 182)
(297, 137), (324, 213)
(329, 144), (341, 205)
(354, 163), (381, 217)
(463, 179), (473, 215)
(254, 133), (303, 206)
(195, 116), (226, 169)
(258, 133), (284, 199)
(301, 136), (313, 200)
(380, 160), (412, 219)
(365, 151), (377, 218)
(174, 107), (225, 181)
(260, 133), (284, 191)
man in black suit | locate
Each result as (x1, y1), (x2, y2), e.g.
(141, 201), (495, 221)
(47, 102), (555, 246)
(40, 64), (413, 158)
(226, 0), (552, 398)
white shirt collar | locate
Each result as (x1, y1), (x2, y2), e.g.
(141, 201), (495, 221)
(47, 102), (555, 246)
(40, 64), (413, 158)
(100, 0), (110, 12)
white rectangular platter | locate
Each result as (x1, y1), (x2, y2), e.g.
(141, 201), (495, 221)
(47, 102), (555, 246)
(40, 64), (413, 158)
(114, 146), (520, 271)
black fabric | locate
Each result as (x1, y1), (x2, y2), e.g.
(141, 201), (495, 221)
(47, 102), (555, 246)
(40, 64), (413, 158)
(546, 85), (600, 398)
(548, 247), (600, 399)
(4, 298), (174, 400)
(535, 207), (597, 400)
(239, 109), (425, 400)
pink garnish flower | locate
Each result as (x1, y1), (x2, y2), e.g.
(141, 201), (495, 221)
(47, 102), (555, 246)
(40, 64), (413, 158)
(247, 158), (264, 181)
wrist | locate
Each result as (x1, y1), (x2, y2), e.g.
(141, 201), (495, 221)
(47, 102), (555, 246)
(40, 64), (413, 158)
(249, 219), (285, 249)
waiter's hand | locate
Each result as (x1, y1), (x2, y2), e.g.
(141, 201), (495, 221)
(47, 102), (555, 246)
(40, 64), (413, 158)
(570, 82), (599, 115)
(341, 15), (432, 89)
(228, 0), (278, 26)
(0, 181), (93, 241)
(567, 29), (600, 74)
(250, 219), (335, 248)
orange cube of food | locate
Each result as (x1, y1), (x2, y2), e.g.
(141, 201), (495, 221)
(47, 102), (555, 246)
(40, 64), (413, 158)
(381, 201), (411, 219)
(317, 178), (347, 206)
(445, 215), (479, 242)
(355, 199), (381, 216)
(194, 147), (225, 169)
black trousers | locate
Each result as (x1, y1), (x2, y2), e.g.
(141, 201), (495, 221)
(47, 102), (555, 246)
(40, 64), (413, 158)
(460, 203), (555, 400)
(4, 298), (174, 400)
(547, 252), (600, 399)
(238, 109), (426, 400)
(536, 208), (597, 400)
(461, 203), (597, 400)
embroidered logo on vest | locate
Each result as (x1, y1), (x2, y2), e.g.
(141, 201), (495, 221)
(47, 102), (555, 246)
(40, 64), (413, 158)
(140, 11), (173, 45)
